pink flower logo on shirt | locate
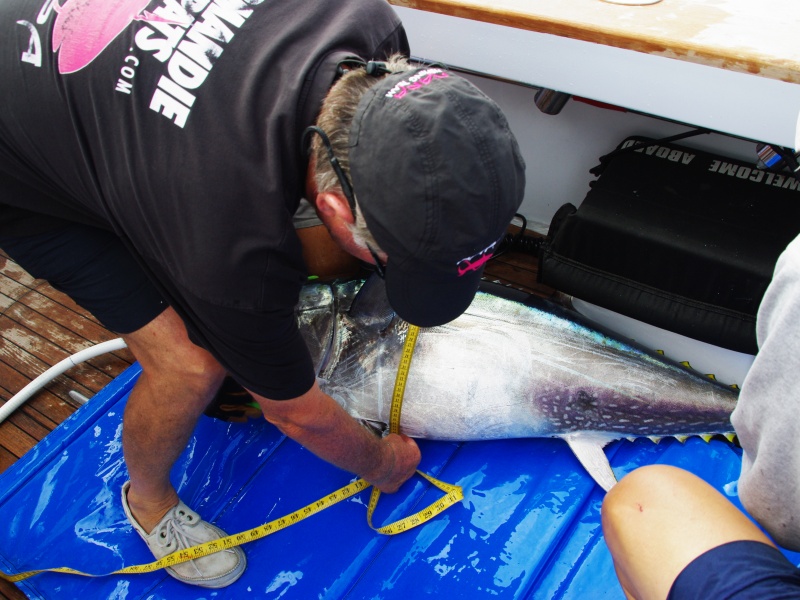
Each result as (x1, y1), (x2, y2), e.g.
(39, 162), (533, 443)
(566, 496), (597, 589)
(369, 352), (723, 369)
(52, 0), (156, 74)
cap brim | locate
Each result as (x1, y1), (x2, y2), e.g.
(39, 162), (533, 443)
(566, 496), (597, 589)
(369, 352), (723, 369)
(384, 264), (484, 327)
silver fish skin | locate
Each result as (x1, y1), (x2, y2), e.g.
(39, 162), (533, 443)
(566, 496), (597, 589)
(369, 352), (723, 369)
(296, 276), (738, 489)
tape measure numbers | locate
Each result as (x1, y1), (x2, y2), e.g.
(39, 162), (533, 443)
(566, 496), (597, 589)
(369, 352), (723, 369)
(389, 322), (419, 434)
(370, 323), (462, 533)
(368, 470), (463, 535)
(2, 478), (371, 583)
(1, 324), (463, 583)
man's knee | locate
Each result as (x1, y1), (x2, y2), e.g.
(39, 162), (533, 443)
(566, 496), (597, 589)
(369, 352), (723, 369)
(604, 464), (666, 505)
(123, 307), (226, 393)
(602, 465), (679, 532)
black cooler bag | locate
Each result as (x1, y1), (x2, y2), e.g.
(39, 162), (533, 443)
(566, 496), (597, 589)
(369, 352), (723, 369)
(538, 136), (800, 354)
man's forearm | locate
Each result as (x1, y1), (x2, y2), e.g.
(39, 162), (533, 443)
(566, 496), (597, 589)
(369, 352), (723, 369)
(250, 380), (420, 492)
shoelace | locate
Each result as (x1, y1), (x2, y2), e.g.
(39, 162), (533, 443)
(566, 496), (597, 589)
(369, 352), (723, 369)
(156, 509), (201, 553)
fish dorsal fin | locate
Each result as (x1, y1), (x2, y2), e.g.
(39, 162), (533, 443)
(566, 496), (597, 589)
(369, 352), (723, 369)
(563, 433), (618, 492)
(348, 274), (396, 330)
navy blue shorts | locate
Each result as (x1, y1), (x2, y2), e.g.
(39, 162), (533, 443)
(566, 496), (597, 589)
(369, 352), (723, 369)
(1, 222), (166, 334)
(669, 540), (800, 599)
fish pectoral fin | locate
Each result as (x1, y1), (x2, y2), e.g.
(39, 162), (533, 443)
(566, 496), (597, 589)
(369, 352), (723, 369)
(359, 419), (388, 437)
(563, 433), (618, 493)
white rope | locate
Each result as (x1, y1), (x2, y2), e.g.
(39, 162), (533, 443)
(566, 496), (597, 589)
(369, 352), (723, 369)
(0, 338), (128, 425)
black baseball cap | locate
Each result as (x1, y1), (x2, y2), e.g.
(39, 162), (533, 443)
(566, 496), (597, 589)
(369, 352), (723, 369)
(348, 66), (526, 327)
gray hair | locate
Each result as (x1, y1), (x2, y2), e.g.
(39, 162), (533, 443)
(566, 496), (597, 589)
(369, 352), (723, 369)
(311, 54), (415, 252)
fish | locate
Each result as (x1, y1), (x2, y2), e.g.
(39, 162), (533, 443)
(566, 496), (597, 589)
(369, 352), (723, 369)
(52, 0), (150, 74)
(51, 0), (191, 74)
(296, 276), (738, 491)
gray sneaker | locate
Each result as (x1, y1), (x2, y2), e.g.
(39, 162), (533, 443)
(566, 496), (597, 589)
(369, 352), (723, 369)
(121, 481), (246, 588)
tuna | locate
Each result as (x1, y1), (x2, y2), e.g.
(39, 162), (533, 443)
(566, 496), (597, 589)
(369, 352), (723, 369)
(296, 276), (738, 491)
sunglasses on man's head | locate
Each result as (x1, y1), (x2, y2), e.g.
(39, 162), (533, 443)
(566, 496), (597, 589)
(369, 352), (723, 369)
(303, 126), (385, 279)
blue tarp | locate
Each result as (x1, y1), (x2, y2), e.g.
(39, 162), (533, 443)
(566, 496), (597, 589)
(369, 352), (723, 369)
(0, 365), (794, 599)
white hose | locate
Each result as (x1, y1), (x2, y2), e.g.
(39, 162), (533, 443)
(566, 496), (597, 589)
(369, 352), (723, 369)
(0, 337), (128, 425)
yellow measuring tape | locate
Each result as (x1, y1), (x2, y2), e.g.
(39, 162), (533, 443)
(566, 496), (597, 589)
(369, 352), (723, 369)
(368, 323), (463, 534)
(2, 324), (463, 583)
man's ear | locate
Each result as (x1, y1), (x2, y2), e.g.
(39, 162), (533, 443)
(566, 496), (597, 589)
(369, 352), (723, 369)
(315, 192), (355, 224)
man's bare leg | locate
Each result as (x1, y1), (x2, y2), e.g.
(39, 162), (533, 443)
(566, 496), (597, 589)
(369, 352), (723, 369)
(120, 307), (226, 533)
(601, 464), (774, 600)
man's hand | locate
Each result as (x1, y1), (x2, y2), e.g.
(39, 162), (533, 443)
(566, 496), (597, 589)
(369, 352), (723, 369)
(362, 433), (421, 493)
(250, 381), (421, 493)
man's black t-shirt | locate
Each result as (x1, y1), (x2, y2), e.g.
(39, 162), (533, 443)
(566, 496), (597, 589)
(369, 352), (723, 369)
(0, 0), (408, 399)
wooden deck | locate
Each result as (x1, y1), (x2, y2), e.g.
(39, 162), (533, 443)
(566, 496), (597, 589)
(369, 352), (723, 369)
(0, 233), (550, 600)
(0, 251), (135, 473)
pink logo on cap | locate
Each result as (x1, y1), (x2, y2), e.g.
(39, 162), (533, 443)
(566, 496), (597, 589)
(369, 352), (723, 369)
(457, 242), (497, 277)
(52, 0), (173, 74)
(385, 68), (448, 99)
